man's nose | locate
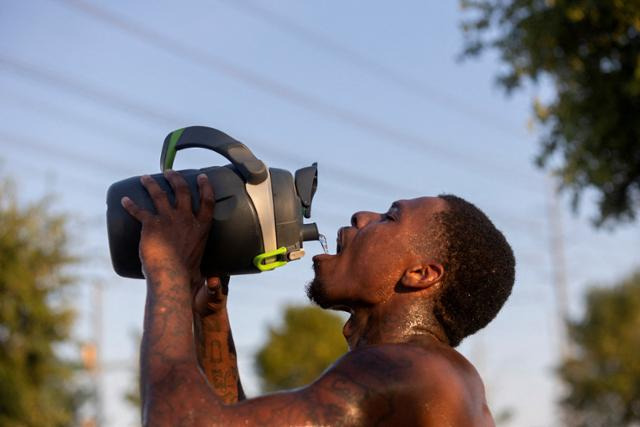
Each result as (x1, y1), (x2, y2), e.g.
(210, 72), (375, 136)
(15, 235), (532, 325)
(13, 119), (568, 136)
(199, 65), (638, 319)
(350, 211), (380, 228)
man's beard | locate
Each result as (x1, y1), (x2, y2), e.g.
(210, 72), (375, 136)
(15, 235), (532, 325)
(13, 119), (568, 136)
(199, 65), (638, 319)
(306, 277), (333, 309)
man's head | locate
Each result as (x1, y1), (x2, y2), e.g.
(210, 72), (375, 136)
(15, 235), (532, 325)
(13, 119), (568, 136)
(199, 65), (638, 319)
(308, 195), (515, 347)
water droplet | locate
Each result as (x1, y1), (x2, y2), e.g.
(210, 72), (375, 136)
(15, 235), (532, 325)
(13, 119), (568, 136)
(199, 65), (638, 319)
(318, 234), (329, 254)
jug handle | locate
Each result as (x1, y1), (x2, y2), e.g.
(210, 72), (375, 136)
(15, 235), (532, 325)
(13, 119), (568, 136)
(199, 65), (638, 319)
(160, 126), (268, 185)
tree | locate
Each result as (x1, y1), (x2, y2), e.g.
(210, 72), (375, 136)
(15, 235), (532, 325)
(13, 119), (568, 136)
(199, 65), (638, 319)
(255, 305), (348, 392)
(0, 176), (81, 426)
(558, 270), (640, 426)
(460, 0), (640, 226)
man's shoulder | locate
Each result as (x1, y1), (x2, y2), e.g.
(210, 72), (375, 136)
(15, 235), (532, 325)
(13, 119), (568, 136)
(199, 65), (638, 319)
(332, 341), (479, 392)
(320, 342), (491, 425)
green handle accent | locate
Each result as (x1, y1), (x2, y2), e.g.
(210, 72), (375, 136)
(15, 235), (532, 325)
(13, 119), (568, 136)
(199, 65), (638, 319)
(159, 126), (268, 183)
(162, 128), (185, 171)
(253, 247), (288, 271)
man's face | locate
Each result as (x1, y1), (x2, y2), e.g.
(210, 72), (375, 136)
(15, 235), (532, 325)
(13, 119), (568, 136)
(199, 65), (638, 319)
(308, 196), (449, 309)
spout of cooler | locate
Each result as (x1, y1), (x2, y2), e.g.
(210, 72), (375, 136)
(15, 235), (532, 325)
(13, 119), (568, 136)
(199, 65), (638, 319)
(301, 223), (319, 242)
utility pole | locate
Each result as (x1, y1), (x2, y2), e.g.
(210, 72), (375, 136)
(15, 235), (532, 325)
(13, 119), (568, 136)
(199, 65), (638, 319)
(546, 177), (570, 359)
(82, 280), (105, 426)
(546, 175), (573, 427)
(81, 280), (104, 427)
(93, 279), (104, 426)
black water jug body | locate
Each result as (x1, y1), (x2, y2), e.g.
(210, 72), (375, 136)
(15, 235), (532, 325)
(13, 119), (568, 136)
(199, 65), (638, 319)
(106, 126), (320, 279)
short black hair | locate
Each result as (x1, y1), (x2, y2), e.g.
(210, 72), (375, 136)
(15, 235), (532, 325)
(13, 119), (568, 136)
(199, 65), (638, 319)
(429, 194), (515, 347)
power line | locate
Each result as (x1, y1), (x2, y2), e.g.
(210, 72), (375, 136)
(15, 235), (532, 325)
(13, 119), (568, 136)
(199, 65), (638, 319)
(0, 89), (548, 235)
(0, 56), (189, 126)
(48, 0), (540, 192)
(0, 131), (351, 225)
(25, 5), (552, 240)
(0, 64), (427, 210)
(1, 120), (547, 238)
(0, 86), (547, 233)
(0, 57), (414, 197)
(0, 51), (546, 231)
(0, 76), (407, 213)
(4, 2), (550, 246)
(218, 0), (523, 138)
(0, 86), (408, 204)
(1, 87), (153, 145)
(0, 130), (133, 176)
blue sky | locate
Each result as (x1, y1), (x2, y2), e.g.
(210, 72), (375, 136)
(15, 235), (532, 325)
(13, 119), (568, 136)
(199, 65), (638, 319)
(1, 1), (639, 426)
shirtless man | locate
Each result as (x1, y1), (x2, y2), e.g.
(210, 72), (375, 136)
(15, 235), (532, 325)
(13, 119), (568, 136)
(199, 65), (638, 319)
(122, 170), (515, 426)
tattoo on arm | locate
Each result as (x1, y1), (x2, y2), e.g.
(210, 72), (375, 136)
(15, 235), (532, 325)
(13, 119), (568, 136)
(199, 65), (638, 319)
(193, 310), (246, 402)
(140, 271), (220, 425)
(141, 270), (426, 426)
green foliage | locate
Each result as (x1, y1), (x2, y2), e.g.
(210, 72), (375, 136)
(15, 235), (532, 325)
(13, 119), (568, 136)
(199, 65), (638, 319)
(461, 0), (640, 226)
(558, 270), (640, 426)
(255, 305), (348, 392)
(0, 176), (81, 426)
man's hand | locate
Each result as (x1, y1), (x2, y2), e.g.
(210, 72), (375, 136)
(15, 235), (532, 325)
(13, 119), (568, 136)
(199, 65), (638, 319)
(193, 276), (229, 317)
(121, 170), (214, 286)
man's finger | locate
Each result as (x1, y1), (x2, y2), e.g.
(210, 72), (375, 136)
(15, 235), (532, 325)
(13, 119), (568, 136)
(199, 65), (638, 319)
(164, 170), (191, 212)
(140, 175), (171, 213)
(193, 283), (213, 315)
(207, 275), (230, 296)
(197, 174), (215, 222)
(121, 196), (151, 222)
(193, 276), (228, 315)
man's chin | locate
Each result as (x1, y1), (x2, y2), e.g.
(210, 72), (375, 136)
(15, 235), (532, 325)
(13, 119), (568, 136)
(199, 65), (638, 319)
(306, 277), (335, 309)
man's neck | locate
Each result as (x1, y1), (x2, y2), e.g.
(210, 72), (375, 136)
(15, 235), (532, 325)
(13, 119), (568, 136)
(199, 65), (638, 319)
(342, 298), (449, 350)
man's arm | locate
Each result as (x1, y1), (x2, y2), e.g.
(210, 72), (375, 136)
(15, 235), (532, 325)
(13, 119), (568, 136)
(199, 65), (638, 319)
(139, 258), (369, 426)
(192, 276), (245, 403)
(122, 171), (370, 425)
(121, 172), (219, 424)
(144, 282), (400, 427)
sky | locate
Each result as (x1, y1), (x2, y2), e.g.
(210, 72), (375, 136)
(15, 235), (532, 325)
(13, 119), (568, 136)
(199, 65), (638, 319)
(1, 1), (639, 426)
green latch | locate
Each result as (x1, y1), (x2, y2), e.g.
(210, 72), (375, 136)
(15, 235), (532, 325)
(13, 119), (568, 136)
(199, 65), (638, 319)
(162, 128), (185, 171)
(253, 247), (288, 271)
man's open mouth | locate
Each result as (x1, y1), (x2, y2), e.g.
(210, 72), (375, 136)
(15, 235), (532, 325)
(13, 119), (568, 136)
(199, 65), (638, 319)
(313, 228), (347, 261)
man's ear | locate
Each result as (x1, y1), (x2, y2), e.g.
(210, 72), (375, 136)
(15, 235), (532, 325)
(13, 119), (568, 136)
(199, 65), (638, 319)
(400, 263), (445, 290)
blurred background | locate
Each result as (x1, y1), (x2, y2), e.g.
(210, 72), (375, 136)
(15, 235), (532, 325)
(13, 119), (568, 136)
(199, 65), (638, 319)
(1, 1), (639, 426)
